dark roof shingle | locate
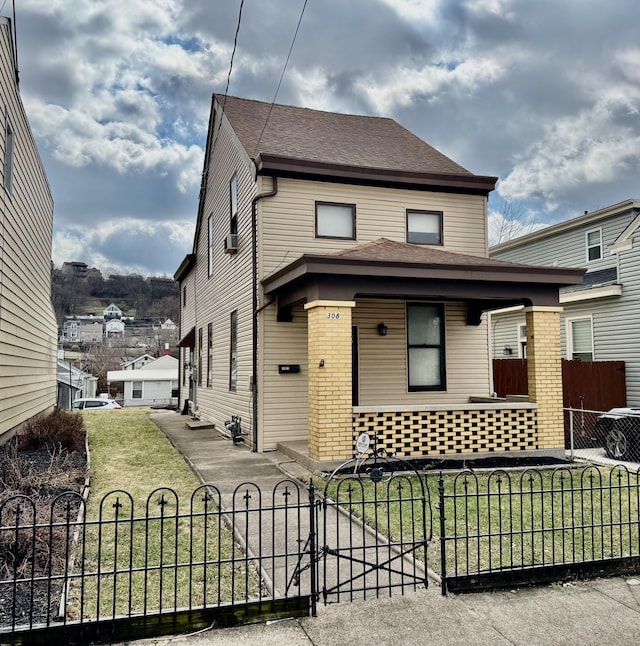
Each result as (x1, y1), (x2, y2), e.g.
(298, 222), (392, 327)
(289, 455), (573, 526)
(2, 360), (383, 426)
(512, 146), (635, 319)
(215, 94), (473, 177)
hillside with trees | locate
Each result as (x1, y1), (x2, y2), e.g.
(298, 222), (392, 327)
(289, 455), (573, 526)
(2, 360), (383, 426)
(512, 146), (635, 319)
(52, 265), (179, 326)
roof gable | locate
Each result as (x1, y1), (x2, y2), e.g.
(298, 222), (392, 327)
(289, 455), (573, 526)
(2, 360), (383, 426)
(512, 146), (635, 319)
(217, 94), (471, 177)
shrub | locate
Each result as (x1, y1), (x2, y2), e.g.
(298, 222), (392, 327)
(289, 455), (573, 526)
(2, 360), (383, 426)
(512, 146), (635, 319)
(18, 409), (86, 453)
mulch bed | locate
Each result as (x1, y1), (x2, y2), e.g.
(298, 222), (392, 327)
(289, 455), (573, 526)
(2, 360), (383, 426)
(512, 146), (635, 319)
(0, 438), (88, 629)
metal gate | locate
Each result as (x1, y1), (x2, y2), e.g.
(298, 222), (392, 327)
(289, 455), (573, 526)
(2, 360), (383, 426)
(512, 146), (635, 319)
(317, 440), (432, 604)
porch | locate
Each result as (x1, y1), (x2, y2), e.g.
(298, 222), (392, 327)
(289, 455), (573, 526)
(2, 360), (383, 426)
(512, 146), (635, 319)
(277, 400), (545, 473)
(262, 239), (584, 465)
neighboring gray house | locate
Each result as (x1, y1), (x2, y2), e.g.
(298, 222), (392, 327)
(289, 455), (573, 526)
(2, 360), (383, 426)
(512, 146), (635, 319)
(490, 199), (640, 406)
(107, 354), (178, 408)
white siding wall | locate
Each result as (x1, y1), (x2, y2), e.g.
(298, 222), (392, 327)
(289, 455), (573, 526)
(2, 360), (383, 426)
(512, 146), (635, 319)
(0, 19), (57, 440)
(123, 379), (175, 407)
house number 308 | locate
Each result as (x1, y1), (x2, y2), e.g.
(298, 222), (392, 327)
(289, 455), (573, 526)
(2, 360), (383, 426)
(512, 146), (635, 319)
(326, 312), (340, 320)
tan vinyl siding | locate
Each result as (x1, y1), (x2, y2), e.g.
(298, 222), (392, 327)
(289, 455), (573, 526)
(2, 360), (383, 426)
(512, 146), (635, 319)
(258, 178), (488, 279)
(353, 300), (490, 406)
(490, 309), (525, 359)
(259, 299), (492, 451)
(186, 113), (258, 441)
(260, 304), (308, 451)
(0, 18), (57, 440)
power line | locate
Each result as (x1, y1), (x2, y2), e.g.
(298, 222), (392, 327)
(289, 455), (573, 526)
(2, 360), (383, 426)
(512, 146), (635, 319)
(253, 0), (309, 157)
(212, 0), (245, 151)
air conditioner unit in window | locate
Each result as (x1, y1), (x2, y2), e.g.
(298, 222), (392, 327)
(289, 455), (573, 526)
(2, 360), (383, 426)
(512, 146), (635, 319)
(224, 233), (238, 254)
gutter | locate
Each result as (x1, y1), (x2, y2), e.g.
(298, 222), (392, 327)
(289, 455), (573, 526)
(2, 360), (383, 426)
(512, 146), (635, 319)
(252, 176), (278, 451)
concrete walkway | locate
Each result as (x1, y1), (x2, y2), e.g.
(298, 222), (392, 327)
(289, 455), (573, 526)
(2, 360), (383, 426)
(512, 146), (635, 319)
(149, 411), (426, 601)
(142, 411), (640, 646)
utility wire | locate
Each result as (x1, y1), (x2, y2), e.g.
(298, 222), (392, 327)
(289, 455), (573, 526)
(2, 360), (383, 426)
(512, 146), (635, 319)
(212, 0), (245, 151)
(253, 0), (309, 157)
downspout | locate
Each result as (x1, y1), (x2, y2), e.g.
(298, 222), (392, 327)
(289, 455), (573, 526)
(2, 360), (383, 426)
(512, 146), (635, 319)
(252, 176), (278, 451)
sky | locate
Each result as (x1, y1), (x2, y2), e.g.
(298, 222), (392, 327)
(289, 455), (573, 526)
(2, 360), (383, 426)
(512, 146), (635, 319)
(12, 0), (640, 277)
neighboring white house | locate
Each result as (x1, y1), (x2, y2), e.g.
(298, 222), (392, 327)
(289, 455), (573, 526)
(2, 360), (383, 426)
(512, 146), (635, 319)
(490, 199), (640, 406)
(121, 354), (156, 370)
(104, 303), (123, 320)
(105, 318), (125, 338)
(107, 354), (179, 408)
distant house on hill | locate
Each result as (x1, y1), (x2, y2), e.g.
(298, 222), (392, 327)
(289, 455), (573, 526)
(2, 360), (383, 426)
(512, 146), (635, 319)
(0, 16), (58, 441)
(107, 354), (179, 408)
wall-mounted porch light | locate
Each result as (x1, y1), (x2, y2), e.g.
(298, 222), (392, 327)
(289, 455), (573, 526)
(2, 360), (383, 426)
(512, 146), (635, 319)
(377, 322), (388, 337)
(503, 345), (513, 356)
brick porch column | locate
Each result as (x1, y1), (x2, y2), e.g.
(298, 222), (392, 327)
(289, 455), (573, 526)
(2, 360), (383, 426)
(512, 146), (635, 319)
(304, 300), (355, 461)
(524, 306), (564, 450)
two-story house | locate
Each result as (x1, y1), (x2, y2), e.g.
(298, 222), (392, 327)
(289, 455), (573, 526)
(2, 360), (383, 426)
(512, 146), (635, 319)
(0, 17), (58, 442)
(490, 199), (640, 407)
(175, 94), (582, 469)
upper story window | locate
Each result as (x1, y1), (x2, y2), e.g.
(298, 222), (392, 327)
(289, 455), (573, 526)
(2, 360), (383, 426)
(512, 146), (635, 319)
(406, 303), (446, 391)
(3, 115), (14, 194)
(229, 174), (238, 235)
(315, 201), (356, 240)
(182, 285), (187, 307)
(586, 228), (602, 262)
(207, 214), (214, 276)
(407, 210), (442, 245)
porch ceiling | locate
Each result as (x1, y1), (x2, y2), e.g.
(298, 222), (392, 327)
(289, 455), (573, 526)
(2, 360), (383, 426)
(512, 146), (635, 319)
(262, 239), (584, 324)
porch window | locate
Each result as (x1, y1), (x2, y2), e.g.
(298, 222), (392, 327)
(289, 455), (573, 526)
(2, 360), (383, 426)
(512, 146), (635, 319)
(132, 381), (143, 399)
(229, 310), (237, 391)
(315, 201), (356, 239)
(207, 322), (213, 387)
(586, 229), (602, 262)
(406, 210), (442, 245)
(568, 317), (594, 361)
(407, 303), (445, 391)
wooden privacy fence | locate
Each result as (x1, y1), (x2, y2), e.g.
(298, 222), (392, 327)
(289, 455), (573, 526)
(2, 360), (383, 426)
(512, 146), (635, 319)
(493, 359), (627, 411)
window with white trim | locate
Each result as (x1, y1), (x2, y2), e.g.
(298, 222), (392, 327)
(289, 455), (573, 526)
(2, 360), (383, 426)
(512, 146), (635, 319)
(407, 303), (446, 391)
(586, 229), (602, 262)
(518, 324), (527, 358)
(407, 210), (442, 245)
(132, 381), (143, 399)
(315, 202), (355, 239)
(567, 317), (594, 361)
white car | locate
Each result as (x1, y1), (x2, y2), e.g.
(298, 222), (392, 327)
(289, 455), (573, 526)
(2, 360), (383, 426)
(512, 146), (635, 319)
(72, 397), (122, 410)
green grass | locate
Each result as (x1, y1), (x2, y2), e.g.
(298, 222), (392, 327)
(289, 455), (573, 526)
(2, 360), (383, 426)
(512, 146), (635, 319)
(317, 465), (640, 577)
(67, 409), (260, 620)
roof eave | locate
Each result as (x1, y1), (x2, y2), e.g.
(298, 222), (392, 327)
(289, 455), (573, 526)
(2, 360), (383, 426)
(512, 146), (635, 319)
(174, 254), (196, 282)
(255, 154), (497, 195)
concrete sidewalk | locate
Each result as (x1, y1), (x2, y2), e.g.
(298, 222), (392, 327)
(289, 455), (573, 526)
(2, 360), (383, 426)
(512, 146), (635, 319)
(143, 410), (640, 645)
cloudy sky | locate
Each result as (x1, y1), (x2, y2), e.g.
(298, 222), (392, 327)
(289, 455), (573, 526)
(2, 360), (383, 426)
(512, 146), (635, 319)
(13, 0), (640, 277)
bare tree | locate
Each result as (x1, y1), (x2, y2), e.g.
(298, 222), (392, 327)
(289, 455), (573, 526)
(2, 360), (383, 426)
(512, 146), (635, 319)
(488, 197), (539, 246)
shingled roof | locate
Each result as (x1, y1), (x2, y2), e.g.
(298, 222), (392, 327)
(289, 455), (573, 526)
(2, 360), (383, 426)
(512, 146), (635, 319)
(214, 95), (497, 193)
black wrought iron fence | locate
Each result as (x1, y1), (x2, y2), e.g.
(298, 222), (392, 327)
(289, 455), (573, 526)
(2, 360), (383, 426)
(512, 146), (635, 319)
(0, 482), (313, 644)
(438, 465), (640, 594)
